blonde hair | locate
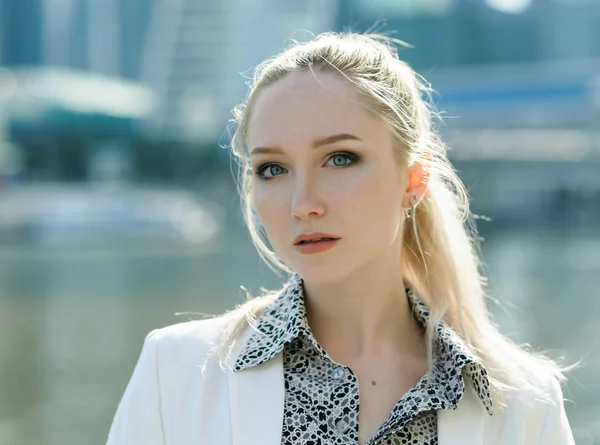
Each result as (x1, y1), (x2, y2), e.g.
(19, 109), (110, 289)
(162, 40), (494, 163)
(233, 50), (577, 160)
(218, 31), (567, 406)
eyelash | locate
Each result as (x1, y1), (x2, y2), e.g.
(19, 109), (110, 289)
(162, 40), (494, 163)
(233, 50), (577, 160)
(254, 151), (360, 181)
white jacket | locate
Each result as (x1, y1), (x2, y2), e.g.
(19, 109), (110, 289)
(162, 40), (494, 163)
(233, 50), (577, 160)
(106, 314), (575, 445)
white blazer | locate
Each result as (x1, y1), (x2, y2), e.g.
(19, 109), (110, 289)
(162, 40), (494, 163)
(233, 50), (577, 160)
(106, 314), (575, 445)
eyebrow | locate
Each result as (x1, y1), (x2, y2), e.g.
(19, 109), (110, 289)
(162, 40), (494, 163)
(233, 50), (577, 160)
(249, 133), (362, 156)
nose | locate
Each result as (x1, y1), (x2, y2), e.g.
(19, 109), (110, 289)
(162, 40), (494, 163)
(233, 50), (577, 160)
(291, 177), (325, 221)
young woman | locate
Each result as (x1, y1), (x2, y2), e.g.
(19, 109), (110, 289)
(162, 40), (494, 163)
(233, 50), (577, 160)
(107, 32), (574, 444)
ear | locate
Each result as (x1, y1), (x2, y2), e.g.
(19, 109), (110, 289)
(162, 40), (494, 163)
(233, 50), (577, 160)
(401, 159), (430, 209)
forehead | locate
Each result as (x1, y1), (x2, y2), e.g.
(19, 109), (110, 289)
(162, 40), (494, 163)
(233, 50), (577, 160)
(246, 69), (391, 149)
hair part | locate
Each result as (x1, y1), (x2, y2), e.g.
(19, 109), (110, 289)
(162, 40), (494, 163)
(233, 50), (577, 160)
(217, 31), (569, 407)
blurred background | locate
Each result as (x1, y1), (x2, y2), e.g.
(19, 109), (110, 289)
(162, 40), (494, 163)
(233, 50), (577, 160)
(0, 0), (598, 443)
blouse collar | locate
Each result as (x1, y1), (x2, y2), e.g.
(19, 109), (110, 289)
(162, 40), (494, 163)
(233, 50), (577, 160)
(233, 273), (493, 415)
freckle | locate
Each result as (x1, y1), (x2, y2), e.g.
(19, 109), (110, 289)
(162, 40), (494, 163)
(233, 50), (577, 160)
(371, 380), (376, 386)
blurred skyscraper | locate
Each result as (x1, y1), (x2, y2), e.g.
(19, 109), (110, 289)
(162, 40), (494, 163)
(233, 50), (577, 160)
(0, 0), (152, 78)
(137, 0), (340, 142)
(0, 0), (45, 66)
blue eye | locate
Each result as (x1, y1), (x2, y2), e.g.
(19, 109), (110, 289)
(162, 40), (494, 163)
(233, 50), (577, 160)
(256, 163), (287, 180)
(326, 152), (356, 167)
(254, 151), (359, 181)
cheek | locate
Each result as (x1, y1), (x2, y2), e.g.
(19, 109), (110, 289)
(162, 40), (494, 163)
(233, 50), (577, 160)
(339, 166), (399, 216)
(252, 185), (288, 235)
(336, 167), (402, 243)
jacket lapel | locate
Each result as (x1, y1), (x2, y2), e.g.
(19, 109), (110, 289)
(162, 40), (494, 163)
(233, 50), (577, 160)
(438, 383), (486, 445)
(228, 352), (486, 445)
(228, 319), (285, 445)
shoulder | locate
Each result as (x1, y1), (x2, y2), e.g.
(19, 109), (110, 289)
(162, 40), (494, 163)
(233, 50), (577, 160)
(503, 371), (566, 410)
(147, 295), (277, 367)
(488, 374), (574, 444)
(156, 313), (238, 345)
(149, 312), (242, 362)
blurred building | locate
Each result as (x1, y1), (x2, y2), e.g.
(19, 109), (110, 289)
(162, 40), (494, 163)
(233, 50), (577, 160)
(338, 0), (600, 68)
(2, 0), (599, 138)
(1, 0), (340, 143)
(0, 0), (152, 79)
(137, 0), (340, 143)
(0, 0), (45, 66)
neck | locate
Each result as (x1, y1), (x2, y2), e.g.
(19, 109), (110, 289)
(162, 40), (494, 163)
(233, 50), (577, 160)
(302, 256), (424, 364)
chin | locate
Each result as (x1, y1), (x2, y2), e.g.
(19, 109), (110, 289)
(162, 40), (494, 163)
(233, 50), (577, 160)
(288, 259), (354, 285)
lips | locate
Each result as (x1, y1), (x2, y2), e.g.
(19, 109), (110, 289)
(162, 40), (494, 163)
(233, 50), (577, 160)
(294, 232), (340, 245)
(294, 237), (340, 255)
(297, 237), (337, 244)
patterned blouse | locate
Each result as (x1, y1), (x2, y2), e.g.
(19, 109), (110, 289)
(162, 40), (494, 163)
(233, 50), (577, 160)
(234, 274), (493, 444)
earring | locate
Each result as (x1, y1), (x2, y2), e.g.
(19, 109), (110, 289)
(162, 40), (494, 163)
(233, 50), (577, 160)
(406, 194), (419, 218)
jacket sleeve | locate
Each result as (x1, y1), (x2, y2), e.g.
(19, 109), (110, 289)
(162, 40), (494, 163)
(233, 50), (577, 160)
(538, 377), (575, 445)
(106, 329), (165, 445)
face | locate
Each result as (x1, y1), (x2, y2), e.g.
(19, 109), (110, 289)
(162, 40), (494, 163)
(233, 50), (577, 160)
(246, 69), (409, 284)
